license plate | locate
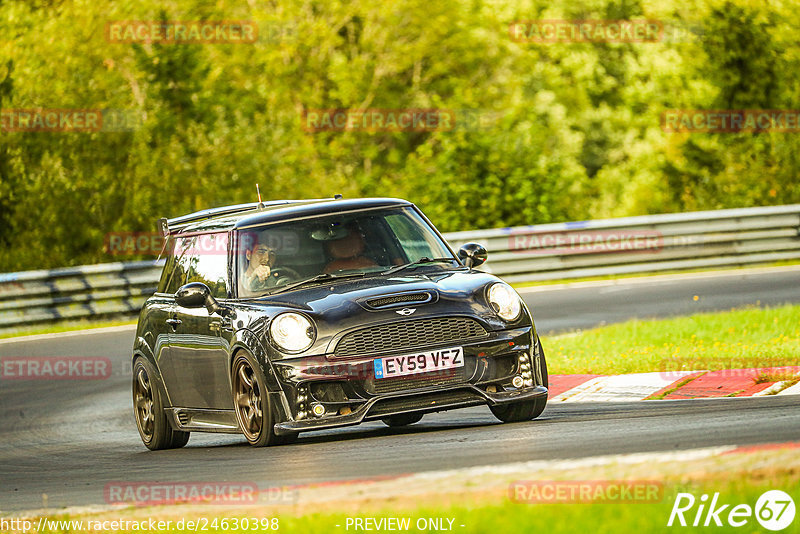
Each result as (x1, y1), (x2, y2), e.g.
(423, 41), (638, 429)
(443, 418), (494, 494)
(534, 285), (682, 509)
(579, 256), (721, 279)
(374, 346), (464, 379)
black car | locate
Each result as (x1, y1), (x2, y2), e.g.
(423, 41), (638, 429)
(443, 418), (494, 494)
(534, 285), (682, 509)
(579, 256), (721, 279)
(132, 197), (548, 449)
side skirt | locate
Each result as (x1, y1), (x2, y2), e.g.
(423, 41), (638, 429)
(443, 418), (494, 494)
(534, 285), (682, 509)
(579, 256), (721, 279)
(166, 408), (241, 434)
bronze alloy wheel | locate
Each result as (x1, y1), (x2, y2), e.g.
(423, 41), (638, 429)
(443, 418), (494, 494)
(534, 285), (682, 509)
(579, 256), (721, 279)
(133, 366), (155, 443)
(131, 358), (189, 450)
(233, 356), (265, 442)
(231, 352), (296, 447)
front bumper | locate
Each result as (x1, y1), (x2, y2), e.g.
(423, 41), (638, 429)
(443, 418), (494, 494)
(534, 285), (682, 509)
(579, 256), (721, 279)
(274, 383), (547, 434)
(270, 325), (547, 435)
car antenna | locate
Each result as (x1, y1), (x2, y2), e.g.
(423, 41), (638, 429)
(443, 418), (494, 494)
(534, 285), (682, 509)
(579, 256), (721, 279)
(256, 183), (265, 210)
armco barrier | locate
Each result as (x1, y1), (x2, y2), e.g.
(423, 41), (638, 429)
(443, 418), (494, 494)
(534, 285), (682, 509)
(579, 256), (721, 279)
(0, 261), (163, 329)
(1, 205), (799, 330)
(446, 204), (800, 283)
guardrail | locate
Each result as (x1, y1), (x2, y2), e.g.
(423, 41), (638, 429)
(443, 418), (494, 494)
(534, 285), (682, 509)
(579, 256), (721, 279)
(446, 204), (800, 283)
(0, 261), (163, 330)
(1, 204), (799, 330)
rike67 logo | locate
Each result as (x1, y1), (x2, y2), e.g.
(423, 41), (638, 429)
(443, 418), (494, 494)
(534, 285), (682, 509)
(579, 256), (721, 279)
(668, 490), (795, 531)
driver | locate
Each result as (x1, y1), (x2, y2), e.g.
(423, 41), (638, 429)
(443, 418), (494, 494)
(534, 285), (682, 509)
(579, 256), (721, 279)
(240, 235), (281, 294)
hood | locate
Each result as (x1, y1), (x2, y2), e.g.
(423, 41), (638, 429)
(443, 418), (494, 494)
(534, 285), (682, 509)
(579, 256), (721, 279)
(235, 268), (530, 358)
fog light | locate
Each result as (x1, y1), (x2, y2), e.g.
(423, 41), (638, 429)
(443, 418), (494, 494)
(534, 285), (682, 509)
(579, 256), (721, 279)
(512, 376), (524, 388)
(312, 403), (326, 417)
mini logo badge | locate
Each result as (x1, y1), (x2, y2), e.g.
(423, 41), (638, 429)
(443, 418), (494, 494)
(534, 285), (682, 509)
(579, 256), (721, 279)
(395, 308), (416, 316)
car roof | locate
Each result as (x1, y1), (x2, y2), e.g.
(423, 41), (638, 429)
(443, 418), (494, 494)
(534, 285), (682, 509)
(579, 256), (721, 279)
(165, 197), (413, 235)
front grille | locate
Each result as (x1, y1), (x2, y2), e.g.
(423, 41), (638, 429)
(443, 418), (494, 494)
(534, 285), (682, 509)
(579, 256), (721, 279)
(368, 389), (484, 417)
(370, 367), (466, 394)
(366, 292), (431, 308)
(334, 317), (488, 357)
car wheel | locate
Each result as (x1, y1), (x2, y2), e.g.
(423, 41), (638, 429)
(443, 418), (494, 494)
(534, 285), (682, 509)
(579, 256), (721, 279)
(132, 358), (190, 450)
(232, 351), (285, 447)
(490, 336), (549, 423)
(381, 413), (424, 427)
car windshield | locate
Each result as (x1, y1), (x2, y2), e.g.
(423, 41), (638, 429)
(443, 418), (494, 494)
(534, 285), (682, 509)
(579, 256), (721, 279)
(236, 207), (457, 298)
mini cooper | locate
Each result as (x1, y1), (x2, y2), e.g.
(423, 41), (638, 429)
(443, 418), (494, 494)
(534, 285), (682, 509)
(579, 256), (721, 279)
(132, 197), (548, 449)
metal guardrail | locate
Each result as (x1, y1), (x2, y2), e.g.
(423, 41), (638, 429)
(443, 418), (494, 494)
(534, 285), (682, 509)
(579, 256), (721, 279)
(0, 261), (163, 329)
(446, 204), (800, 283)
(1, 204), (799, 330)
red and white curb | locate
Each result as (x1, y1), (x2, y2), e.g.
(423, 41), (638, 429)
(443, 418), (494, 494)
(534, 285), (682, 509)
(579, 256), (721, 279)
(549, 367), (800, 402)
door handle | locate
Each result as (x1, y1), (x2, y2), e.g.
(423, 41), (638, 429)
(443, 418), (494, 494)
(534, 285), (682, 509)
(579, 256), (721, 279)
(166, 318), (182, 330)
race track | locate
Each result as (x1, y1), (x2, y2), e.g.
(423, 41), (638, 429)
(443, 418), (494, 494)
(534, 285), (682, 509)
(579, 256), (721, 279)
(1, 267), (799, 513)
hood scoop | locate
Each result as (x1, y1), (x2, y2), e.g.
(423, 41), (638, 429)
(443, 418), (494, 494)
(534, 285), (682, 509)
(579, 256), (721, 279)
(363, 291), (435, 310)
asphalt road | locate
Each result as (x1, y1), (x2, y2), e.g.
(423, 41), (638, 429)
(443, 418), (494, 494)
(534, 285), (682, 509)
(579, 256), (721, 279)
(1, 267), (799, 513)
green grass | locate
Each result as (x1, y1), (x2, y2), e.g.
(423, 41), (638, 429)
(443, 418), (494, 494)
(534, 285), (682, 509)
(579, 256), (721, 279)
(544, 304), (800, 375)
(0, 318), (136, 339)
(282, 478), (800, 534)
(31, 472), (800, 534)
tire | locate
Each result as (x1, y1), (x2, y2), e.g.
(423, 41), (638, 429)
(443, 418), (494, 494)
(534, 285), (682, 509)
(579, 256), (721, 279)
(231, 351), (286, 447)
(132, 358), (190, 451)
(490, 336), (549, 423)
(381, 413), (424, 427)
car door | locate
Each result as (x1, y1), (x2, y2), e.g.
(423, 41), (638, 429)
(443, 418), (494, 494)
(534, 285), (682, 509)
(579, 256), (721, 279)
(162, 233), (234, 410)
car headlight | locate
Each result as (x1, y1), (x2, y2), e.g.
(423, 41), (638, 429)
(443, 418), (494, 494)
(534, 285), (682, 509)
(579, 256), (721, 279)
(487, 282), (522, 321)
(270, 313), (316, 353)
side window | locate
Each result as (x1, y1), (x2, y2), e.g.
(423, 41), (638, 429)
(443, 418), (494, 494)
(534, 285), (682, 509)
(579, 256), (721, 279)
(163, 236), (193, 295)
(184, 233), (229, 299)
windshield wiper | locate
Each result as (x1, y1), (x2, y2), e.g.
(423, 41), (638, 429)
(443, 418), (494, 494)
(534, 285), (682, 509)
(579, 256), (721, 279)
(266, 272), (366, 295)
(380, 257), (457, 276)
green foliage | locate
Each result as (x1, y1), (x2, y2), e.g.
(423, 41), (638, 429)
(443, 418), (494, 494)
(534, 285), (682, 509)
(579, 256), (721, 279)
(0, 0), (799, 271)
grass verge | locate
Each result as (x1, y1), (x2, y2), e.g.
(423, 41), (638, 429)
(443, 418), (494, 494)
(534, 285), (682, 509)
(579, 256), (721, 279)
(543, 304), (800, 375)
(0, 318), (136, 340)
(278, 475), (799, 534)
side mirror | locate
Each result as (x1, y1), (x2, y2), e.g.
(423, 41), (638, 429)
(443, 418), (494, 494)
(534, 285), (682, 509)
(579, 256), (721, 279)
(176, 282), (230, 316)
(457, 242), (488, 269)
